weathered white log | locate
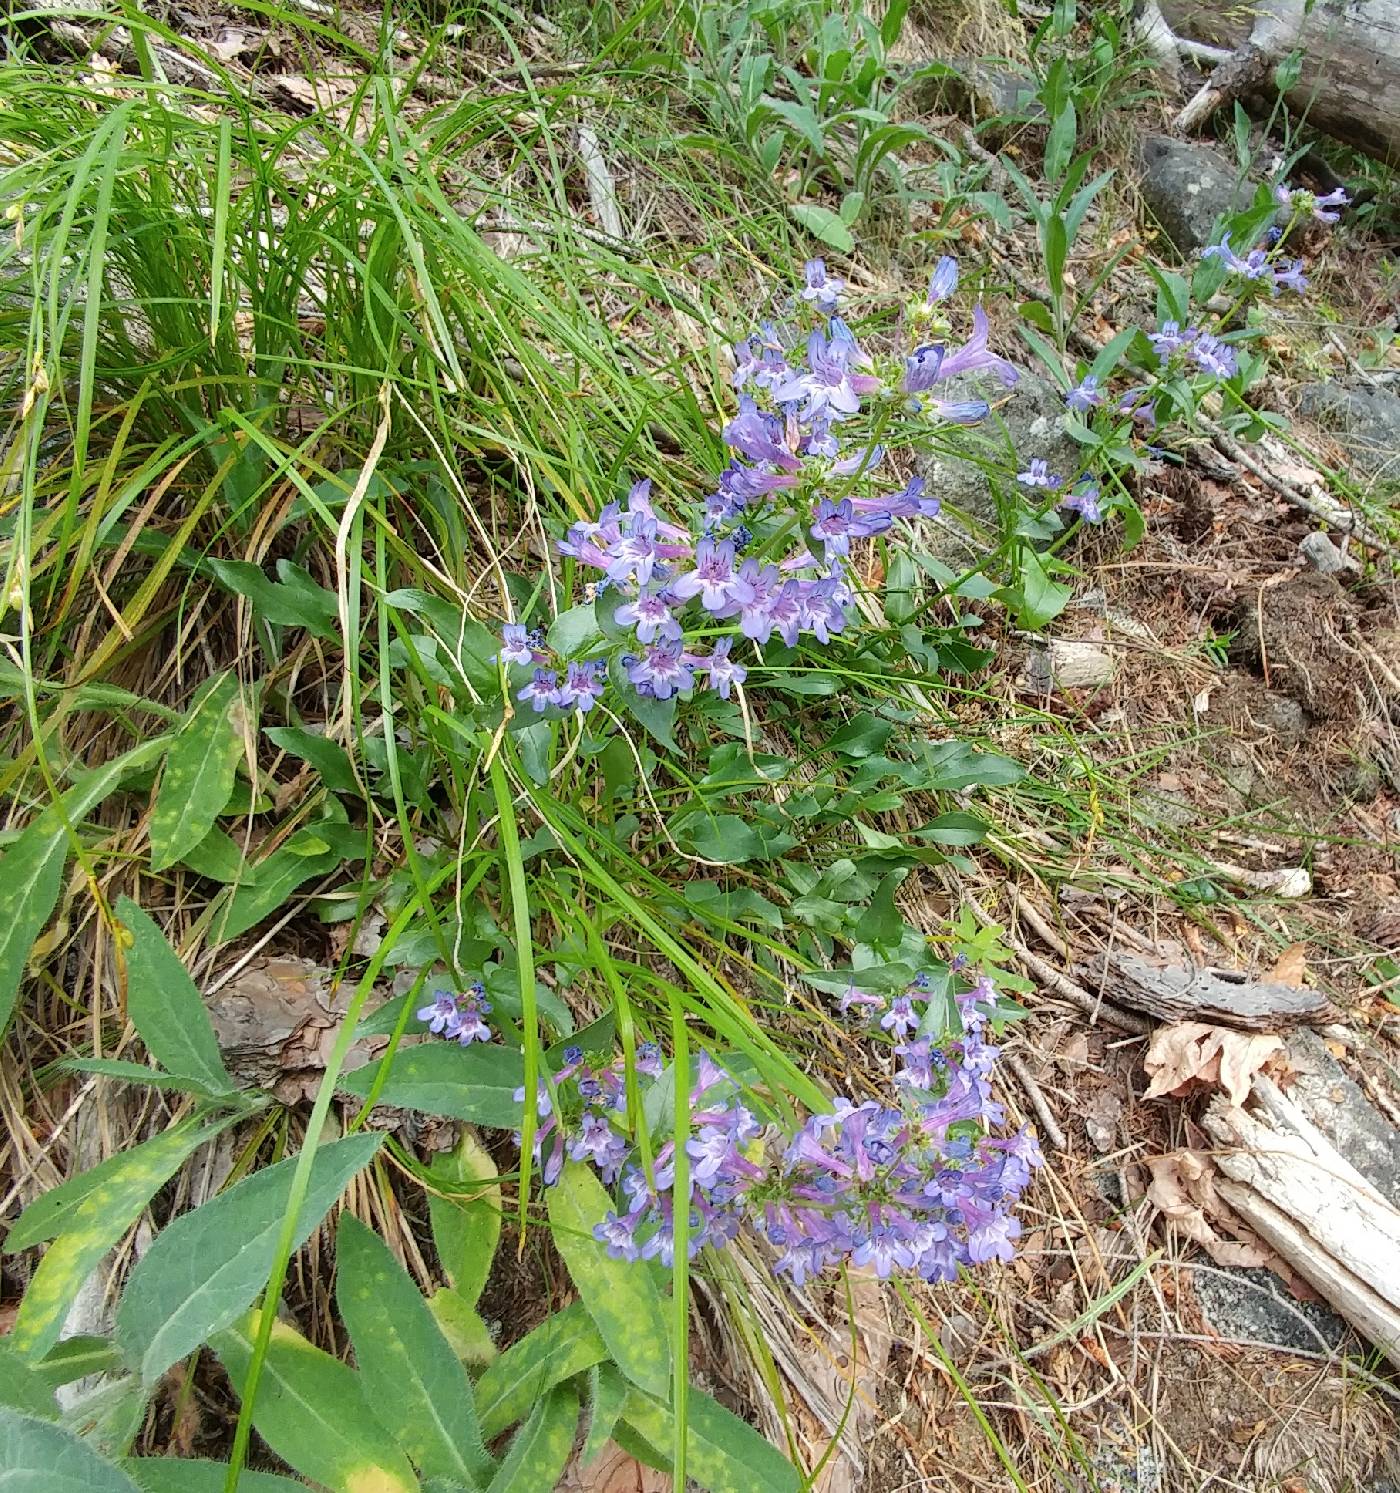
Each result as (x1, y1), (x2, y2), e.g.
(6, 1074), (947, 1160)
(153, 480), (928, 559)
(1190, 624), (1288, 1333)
(1155, 0), (1400, 164)
(1202, 1075), (1400, 1367)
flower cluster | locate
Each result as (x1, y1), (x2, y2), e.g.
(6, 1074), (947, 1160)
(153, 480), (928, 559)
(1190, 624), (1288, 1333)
(494, 257), (1023, 724)
(416, 982), (494, 1046)
(1272, 181), (1349, 226)
(1202, 233), (1308, 296)
(494, 966), (1041, 1288)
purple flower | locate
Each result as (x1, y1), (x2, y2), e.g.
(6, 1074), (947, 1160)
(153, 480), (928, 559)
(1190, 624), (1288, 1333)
(723, 397), (801, 470)
(556, 659), (606, 712)
(417, 993), (459, 1035)
(1189, 331), (1237, 379)
(570, 1113), (628, 1180)
(851, 1223), (917, 1279)
(879, 996), (917, 1039)
(1016, 458), (1061, 490)
(762, 580), (805, 648)
(517, 667), (562, 712)
(1202, 233), (1272, 281)
(453, 999), (492, 1046)
(1065, 374), (1103, 413)
(671, 536), (749, 613)
(895, 1037), (935, 1089)
(840, 985), (885, 1019)
(929, 397), (990, 424)
(772, 322), (881, 422)
(1311, 186), (1349, 221)
(627, 638), (695, 699)
(937, 306), (1019, 388)
(636, 1041), (663, 1077)
(1117, 385), (1157, 427)
(801, 257), (845, 313)
(797, 575), (849, 644)
(496, 623), (538, 666)
(614, 590), (680, 644)
(903, 343), (946, 395)
(594, 1209), (643, 1261)
(700, 637), (747, 700)
(1059, 479), (1102, 524)
(1273, 258), (1308, 294)
(810, 497), (864, 558)
(927, 255), (959, 304)
(1148, 320), (1194, 359)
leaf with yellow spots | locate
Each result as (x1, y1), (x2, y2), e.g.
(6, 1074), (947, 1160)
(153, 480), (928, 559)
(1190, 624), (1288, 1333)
(8, 1117), (236, 1362)
(546, 1162), (670, 1399)
(336, 1213), (491, 1485)
(485, 1383), (579, 1493)
(149, 671), (245, 873)
(213, 1312), (420, 1493)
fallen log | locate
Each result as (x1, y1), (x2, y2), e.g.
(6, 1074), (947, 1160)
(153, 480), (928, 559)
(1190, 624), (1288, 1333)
(1144, 0), (1400, 165)
(1202, 1075), (1400, 1368)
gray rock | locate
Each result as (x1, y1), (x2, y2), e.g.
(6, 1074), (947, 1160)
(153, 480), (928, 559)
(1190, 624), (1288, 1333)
(1023, 638), (1117, 692)
(1286, 1030), (1400, 1206)
(1299, 530), (1348, 574)
(1139, 135), (1253, 256)
(1296, 381), (1400, 482)
(922, 367), (1081, 533)
(1194, 1264), (1352, 1355)
(1259, 691), (1309, 744)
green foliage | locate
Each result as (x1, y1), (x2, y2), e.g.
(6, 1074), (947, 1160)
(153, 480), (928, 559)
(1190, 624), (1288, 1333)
(546, 1162), (671, 1399)
(427, 1132), (502, 1308)
(485, 1383), (579, 1492)
(148, 673), (244, 872)
(213, 1312), (420, 1493)
(336, 1213), (492, 1484)
(0, 1409), (141, 1493)
(115, 1134), (382, 1383)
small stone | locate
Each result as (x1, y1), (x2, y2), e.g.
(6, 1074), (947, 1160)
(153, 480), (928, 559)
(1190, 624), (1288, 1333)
(1023, 639), (1117, 692)
(1258, 691), (1309, 744)
(1299, 531), (1348, 574)
(1139, 135), (1255, 255)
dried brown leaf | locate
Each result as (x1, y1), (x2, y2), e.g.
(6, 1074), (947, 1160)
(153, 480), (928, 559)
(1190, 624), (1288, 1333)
(1143, 1021), (1285, 1107)
(1269, 942), (1309, 988)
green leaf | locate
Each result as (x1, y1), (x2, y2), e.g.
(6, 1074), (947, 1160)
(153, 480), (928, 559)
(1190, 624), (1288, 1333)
(581, 1363), (630, 1469)
(622, 1387), (799, 1493)
(35, 1337), (123, 1390)
(477, 1301), (606, 1441)
(823, 713), (895, 759)
(758, 96), (825, 152)
(914, 811), (988, 847)
(263, 725), (359, 793)
(546, 1162), (669, 1399)
(60, 1375), (147, 1460)
(1004, 545), (1071, 630)
(427, 1290), (497, 1371)
(682, 882), (784, 930)
(676, 814), (796, 864)
(337, 1213), (490, 1484)
(0, 1407), (141, 1492)
(126, 1458), (305, 1492)
(9, 1118), (234, 1361)
(0, 824), (65, 1041)
(486, 1383), (578, 1493)
(213, 1312), (417, 1493)
(0, 737), (169, 1036)
(919, 741), (1025, 792)
(115, 898), (235, 1095)
(149, 673), (243, 872)
(427, 1132), (501, 1308)
(206, 557), (338, 638)
(1042, 211), (1068, 299)
(0, 1343), (59, 1419)
(546, 603), (603, 660)
(58, 1057), (235, 1098)
(789, 201), (854, 253)
(338, 1042), (525, 1128)
(1043, 100), (1077, 182)
(216, 824), (359, 941)
(115, 1132), (382, 1384)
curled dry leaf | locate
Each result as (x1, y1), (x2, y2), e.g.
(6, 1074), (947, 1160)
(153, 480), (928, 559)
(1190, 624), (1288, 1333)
(1144, 1150), (1272, 1268)
(1143, 1021), (1287, 1107)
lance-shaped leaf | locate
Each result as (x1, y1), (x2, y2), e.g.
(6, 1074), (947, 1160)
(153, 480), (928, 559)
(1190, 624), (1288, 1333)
(9, 1117), (235, 1360)
(338, 1042), (524, 1128)
(149, 672), (245, 872)
(336, 1213), (491, 1485)
(213, 1311), (417, 1493)
(126, 1458), (306, 1492)
(427, 1130), (501, 1308)
(116, 1132), (381, 1383)
(115, 899), (235, 1095)
(0, 1407), (141, 1492)
(547, 1161), (670, 1399)
(485, 1383), (578, 1493)
(622, 1387), (800, 1493)
(476, 1301), (606, 1441)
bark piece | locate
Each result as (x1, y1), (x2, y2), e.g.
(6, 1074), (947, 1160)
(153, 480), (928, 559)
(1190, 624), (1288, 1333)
(1084, 951), (1334, 1029)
